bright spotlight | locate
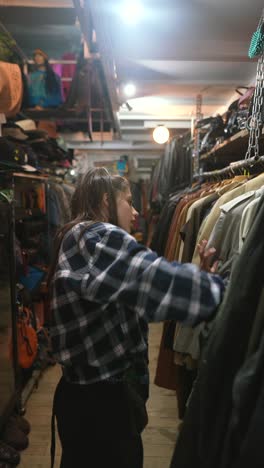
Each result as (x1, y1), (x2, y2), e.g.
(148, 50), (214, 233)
(120, 0), (144, 25)
(124, 83), (136, 97)
(70, 169), (76, 176)
(153, 126), (170, 145)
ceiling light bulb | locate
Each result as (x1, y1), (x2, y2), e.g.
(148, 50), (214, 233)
(153, 126), (170, 145)
(124, 83), (136, 97)
(120, 0), (144, 25)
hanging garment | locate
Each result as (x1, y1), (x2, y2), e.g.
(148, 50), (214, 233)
(150, 190), (186, 255)
(222, 330), (264, 468)
(48, 185), (63, 228)
(49, 183), (71, 226)
(206, 178), (264, 277)
(170, 193), (264, 468)
(174, 181), (264, 381)
(165, 190), (201, 260)
(153, 186), (209, 407)
(179, 191), (219, 263)
(192, 175), (261, 265)
(152, 174), (264, 427)
(154, 322), (181, 392)
(62, 183), (74, 207)
(153, 186), (205, 398)
(238, 187), (264, 252)
(158, 137), (192, 200)
(149, 134), (192, 206)
(207, 191), (258, 277)
(171, 179), (264, 372)
(173, 322), (203, 361)
(152, 181), (241, 406)
(171, 197), (201, 261)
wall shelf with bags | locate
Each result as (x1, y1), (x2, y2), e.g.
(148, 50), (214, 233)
(200, 128), (264, 167)
(0, 171), (50, 420)
(0, 200), (19, 431)
(198, 23), (264, 173)
(201, 128), (248, 160)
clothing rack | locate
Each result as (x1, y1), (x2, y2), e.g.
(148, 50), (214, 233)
(194, 155), (264, 180)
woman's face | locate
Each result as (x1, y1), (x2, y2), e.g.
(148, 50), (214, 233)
(34, 53), (46, 66)
(116, 189), (138, 233)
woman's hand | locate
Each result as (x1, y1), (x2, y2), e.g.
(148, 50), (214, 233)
(198, 239), (219, 273)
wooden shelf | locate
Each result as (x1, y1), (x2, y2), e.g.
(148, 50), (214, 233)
(13, 172), (48, 181)
(200, 128), (264, 169)
(200, 129), (249, 161)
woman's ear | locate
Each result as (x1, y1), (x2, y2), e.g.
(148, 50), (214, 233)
(101, 193), (110, 223)
(102, 193), (109, 208)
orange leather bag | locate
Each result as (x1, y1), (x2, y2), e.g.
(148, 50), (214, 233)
(16, 307), (38, 369)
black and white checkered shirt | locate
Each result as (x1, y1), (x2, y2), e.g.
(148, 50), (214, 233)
(50, 222), (224, 386)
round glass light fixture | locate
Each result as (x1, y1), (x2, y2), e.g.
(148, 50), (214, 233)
(123, 82), (136, 97)
(153, 125), (170, 145)
(120, 0), (144, 25)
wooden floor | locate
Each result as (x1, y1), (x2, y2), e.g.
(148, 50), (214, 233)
(20, 324), (180, 468)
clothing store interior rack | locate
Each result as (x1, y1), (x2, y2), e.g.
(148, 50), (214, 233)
(0, 197), (18, 432)
(0, 171), (49, 422)
(194, 155), (264, 181)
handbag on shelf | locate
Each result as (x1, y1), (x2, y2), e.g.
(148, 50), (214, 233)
(225, 87), (256, 137)
(237, 86), (255, 109)
(10, 306), (38, 369)
(17, 306), (38, 369)
(197, 115), (225, 154)
(17, 307), (38, 369)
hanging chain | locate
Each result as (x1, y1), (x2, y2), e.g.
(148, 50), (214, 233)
(245, 53), (264, 159)
(246, 8), (264, 160)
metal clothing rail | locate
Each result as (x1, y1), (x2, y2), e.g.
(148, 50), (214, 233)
(193, 155), (264, 180)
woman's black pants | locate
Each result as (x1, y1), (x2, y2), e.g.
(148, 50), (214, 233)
(52, 377), (144, 468)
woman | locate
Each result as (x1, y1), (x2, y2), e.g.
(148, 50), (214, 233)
(49, 168), (224, 468)
(28, 49), (63, 109)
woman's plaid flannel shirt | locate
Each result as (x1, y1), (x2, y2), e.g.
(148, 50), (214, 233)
(50, 222), (224, 386)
